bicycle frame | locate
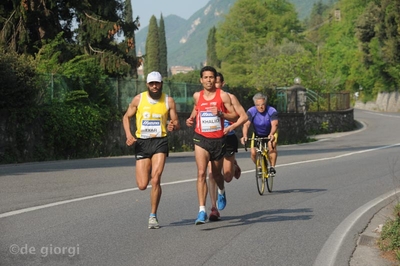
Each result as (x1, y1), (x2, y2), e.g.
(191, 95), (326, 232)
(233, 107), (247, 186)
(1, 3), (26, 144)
(245, 137), (273, 195)
(255, 139), (269, 161)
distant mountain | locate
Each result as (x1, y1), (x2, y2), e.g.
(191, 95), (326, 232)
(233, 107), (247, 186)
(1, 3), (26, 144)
(134, 0), (336, 68)
(135, 0), (236, 67)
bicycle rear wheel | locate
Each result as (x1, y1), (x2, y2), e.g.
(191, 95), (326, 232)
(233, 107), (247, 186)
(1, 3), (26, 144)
(264, 156), (273, 192)
(255, 153), (265, 195)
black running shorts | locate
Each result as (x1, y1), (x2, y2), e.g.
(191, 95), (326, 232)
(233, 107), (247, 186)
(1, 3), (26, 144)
(224, 134), (238, 157)
(193, 133), (226, 161)
(134, 137), (169, 160)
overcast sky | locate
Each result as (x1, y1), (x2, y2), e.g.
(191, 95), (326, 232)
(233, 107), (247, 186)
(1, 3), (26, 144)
(131, 0), (210, 29)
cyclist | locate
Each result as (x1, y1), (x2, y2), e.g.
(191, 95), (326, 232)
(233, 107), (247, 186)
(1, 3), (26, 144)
(208, 72), (248, 221)
(240, 93), (278, 174)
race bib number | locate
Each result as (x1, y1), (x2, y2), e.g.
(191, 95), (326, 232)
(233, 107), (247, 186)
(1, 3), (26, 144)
(199, 111), (221, 132)
(141, 120), (162, 138)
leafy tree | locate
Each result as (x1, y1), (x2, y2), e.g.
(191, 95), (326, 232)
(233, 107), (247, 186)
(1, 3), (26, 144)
(249, 39), (321, 90)
(216, 0), (301, 87)
(144, 15), (160, 76)
(206, 26), (220, 68)
(303, 1), (332, 45)
(60, 55), (113, 108)
(374, 0), (400, 90)
(309, 0), (330, 25)
(318, 0), (400, 98)
(353, 2), (384, 95)
(159, 14), (168, 78)
(315, 0), (367, 93)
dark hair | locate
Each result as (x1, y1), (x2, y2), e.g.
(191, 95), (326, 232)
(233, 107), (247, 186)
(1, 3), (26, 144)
(216, 72), (224, 82)
(200, 66), (217, 78)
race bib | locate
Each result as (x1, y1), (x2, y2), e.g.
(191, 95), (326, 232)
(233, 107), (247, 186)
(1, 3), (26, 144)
(141, 120), (162, 138)
(199, 111), (221, 132)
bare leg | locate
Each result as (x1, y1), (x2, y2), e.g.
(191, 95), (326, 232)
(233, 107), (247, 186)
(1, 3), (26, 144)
(210, 159), (227, 210)
(250, 147), (257, 164)
(149, 153), (167, 214)
(210, 159), (225, 190)
(208, 162), (218, 209)
(135, 158), (151, 191)
(194, 145), (209, 207)
(268, 141), (277, 167)
(222, 155), (235, 183)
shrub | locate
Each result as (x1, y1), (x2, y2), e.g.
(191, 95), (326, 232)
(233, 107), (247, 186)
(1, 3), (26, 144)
(41, 102), (110, 159)
(0, 52), (43, 108)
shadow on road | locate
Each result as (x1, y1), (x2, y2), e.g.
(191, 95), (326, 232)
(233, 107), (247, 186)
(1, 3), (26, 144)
(271, 188), (327, 194)
(168, 207), (314, 229)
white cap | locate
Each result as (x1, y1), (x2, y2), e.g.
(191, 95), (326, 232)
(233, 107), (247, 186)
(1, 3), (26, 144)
(146, 71), (162, 83)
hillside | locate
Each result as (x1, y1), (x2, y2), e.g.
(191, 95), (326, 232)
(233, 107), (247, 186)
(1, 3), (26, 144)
(135, 0), (236, 67)
(135, 0), (337, 68)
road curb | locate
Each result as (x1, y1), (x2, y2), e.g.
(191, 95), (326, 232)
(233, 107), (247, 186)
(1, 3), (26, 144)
(313, 189), (400, 266)
(349, 200), (398, 266)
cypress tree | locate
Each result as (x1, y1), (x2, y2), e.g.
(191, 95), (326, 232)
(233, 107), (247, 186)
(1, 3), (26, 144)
(158, 14), (168, 78)
(144, 15), (160, 76)
(206, 26), (220, 68)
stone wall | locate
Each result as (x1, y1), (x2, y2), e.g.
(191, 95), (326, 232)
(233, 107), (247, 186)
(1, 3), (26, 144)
(304, 109), (355, 135)
(0, 109), (355, 162)
(355, 91), (400, 112)
(109, 109), (355, 152)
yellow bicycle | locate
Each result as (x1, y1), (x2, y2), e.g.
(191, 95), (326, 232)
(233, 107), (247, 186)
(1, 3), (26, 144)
(245, 136), (274, 195)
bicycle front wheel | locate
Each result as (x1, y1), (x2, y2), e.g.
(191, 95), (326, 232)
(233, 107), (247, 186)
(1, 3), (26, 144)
(265, 155), (273, 192)
(255, 153), (265, 195)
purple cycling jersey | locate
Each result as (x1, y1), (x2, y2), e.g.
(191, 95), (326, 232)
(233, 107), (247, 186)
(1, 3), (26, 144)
(246, 106), (278, 136)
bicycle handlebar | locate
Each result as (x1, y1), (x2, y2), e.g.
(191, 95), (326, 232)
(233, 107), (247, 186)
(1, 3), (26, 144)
(243, 137), (270, 152)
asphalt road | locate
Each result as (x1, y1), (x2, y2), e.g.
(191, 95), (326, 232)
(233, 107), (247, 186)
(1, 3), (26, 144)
(1, 109), (400, 266)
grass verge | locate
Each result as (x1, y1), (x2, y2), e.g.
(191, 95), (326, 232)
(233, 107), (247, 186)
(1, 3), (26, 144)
(378, 202), (400, 262)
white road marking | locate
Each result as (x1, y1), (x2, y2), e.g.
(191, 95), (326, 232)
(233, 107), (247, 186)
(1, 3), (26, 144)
(277, 142), (400, 168)
(363, 111), (400, 118)
(1, 143), (399, 219)
(0, 179), (196, 219)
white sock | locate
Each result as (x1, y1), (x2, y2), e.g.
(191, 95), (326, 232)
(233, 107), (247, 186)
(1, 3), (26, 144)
(218, 188), (225, 195)
(199, 206), (206, 212)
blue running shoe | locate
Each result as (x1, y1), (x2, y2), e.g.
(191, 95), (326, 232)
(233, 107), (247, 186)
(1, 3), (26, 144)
(195, 211), (207, 225)
(217, 191), (226, 210)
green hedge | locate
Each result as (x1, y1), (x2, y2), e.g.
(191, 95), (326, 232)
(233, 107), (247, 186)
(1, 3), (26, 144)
(1, 103), (112, 163)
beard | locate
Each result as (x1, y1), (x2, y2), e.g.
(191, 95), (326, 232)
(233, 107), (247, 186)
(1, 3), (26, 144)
(148, 87), (162, 99)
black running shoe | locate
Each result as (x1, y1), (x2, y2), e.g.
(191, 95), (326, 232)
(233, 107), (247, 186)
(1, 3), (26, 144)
(269, 167), (276, 175)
